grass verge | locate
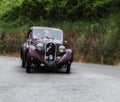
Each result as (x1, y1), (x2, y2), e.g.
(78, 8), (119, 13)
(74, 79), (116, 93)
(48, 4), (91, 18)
(0, 14), (120, 65)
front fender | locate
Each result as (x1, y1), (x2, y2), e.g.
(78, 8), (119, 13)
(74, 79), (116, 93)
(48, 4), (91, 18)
(57, 49), (73, 64)
(27, 45), (36, 54)
(27, 45), (44, 62)
(27, 45), (38, 58)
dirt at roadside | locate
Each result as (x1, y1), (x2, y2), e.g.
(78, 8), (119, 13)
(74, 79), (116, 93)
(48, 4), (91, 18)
(0, 53), (20, 57)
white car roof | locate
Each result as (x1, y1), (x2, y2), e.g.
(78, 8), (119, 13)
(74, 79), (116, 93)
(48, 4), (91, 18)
(31, 27), (62, 32)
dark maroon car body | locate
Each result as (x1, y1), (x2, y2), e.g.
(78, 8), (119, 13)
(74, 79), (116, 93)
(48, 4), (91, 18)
(20, 27), (73, 73)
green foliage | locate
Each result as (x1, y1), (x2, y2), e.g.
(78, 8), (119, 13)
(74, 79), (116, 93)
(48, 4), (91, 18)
(46, 0), (68, 21)
(20, 0), (48, 21)
(0, 0), (23, 19)
(0, 39), (7, 53)
(1, 0), (48, 21)
(75, 14), (120, 64)
(0, 0), (120, 21)
(0, 0), (120, 64)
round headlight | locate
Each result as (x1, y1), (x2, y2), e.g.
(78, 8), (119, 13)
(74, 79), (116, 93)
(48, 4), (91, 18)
(59, 45), (66, 53)
(36, 43), (44, 51)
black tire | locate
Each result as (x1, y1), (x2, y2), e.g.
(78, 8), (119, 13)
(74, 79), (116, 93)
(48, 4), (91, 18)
(22, 60), (25, 68)
(66, 64), (71, 73)
(26, 56), (32, 73)
(58, 65), (62, 69)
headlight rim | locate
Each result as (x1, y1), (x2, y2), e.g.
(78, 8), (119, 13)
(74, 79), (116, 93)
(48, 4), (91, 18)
(36, 43), (44, 51)
(59, 45), (66, 53)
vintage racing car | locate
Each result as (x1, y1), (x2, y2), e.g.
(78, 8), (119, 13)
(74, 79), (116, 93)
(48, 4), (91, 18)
(20, 27), (73, 73)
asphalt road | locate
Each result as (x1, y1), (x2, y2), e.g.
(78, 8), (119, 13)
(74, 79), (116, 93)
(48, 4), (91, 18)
(0, 56), (120, 102)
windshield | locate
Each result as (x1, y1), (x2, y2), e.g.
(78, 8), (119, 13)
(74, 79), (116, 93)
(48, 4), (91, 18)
(33, 28), (63, 41)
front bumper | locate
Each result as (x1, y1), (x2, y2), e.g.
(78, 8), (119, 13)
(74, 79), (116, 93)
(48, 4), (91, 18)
(28, 49), (73, 67)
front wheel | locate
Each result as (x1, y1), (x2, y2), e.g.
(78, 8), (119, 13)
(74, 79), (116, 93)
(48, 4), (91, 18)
(66, 64), (71, 73)
(26, 56), (32, 73)
(22, 60), (25, 68)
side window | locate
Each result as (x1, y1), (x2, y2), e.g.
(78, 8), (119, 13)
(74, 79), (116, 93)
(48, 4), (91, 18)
(27, 29), (32, 45)
(29, 32), (32, 39)
(27, 29), (32, 39)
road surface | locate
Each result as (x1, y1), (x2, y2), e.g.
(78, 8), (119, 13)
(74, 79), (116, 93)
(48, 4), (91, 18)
(0, 56), (120, 102)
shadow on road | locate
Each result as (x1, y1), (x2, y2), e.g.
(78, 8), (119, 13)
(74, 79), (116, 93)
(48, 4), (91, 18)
(18, 66), (70, 74)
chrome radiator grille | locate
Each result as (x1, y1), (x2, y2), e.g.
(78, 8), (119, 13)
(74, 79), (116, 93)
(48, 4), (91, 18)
(45, 42), (56, 65)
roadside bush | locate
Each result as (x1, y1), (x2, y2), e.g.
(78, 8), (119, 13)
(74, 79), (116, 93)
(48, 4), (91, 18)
(0, 0), (119, 65)
(1, 0), (120, 22)
(0, 39), (7, 53)
(75, 14), (120, 64)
